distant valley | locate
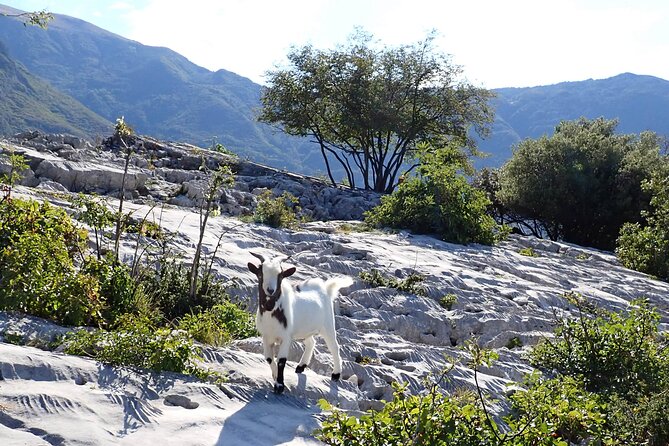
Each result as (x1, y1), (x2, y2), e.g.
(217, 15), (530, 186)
(2, 4), (669, 173)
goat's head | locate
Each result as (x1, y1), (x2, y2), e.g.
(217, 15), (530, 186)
(247, 252), (296, 312)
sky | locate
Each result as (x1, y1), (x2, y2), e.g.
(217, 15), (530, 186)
(3, 0), (669, 88)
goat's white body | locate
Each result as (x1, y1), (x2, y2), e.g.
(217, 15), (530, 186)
(254, 272), (353, 386)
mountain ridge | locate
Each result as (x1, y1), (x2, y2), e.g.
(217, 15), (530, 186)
(3, 4), (669, 172)
(0, 4), (320, 172)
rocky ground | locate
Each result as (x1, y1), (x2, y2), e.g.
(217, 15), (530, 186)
(0, 133), (668, 445)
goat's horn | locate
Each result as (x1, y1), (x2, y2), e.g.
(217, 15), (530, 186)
(250, 252), (265, 263)
(279, 255), (292, 263)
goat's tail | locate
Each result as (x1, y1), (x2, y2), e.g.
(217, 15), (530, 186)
(324, 276), (354, 301)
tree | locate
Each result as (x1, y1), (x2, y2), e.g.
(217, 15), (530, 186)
(259, 30), (494, 193)
(499, 117), (663, 250)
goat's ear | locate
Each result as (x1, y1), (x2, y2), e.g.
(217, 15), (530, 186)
(281, 266), (296, 278)
(247, 262), (260, 276)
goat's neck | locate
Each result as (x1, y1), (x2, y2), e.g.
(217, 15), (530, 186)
(257, 275), (284, 314)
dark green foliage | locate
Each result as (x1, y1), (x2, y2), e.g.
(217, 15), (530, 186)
(317, 356), (609, 445)
(139, 259), (227, 321)
(531, 293), (669, 445)
(260, 30), (493, 192)
(499, 118), (664, 249)
(81, 257), (141, 325)
(253, 190), (300, 229)
(505, 336), (522, 349)
(365, 142), (499, 245)
(358, 269), (426, 296)
(616, 170), (669, 281)
(0, 198), (102, 326)
(531, 294), (668, 398)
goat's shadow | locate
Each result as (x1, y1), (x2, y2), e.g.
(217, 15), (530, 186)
(216, 374), (339, 446)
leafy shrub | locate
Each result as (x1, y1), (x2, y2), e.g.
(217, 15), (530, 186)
(71, 193), (115, 259)
(252, 190), (300, 229)
(439, 293), (457, 310)
(139, 259), (230, 320)
(530, 294), (669, 398)
(505, 336), (523, 349)
(64, 314), (204, 376)
(365, 143), (498, 245)
(359, 269), (426, 296)
(317, 357), (608, 445)
(0, 199), (103, 326)
(531, 293), (669, 445)
(316, 381), (500, 445)
(518, 247), (538, 257)
(81, 257), (145, 325)
(177, 302), (257, 346)
(616, 171), (669, 281)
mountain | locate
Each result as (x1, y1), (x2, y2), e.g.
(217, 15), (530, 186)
(3, 5), (669, 173)
(0, 40), (110, 137)
(0, 4), (321, 172)
(481, 73), (669, 165)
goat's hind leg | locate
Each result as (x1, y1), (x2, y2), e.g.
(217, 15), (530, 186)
(323, 332), (342, 381)
(296, 336), (315, 374)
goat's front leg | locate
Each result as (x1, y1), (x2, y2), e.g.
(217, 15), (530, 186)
(263, 337), (278, 381)
(274, 339), (291, 394)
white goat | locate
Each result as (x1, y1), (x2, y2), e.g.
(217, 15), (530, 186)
(247, 252), (353, 394)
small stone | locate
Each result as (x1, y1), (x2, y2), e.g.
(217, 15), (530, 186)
(164, 394), (199, 409)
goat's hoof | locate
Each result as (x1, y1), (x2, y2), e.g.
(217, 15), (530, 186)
(273, 383), (285, 394)
(331, 373), (341, 381)
(295, 364), (307, 374)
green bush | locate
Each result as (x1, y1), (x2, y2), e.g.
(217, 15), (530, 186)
(359, 269), (426, 296)
(316, 381), (500, 445)
(64, 314), (204, 376)
(253, 190), (300, 229)
(81, 257), (145, 325)
(616, 172), (669, 281)
(0, 199), (103, 326)
(364, 143), (498, 245)
(530, 294), (668, 398)
(177, 302), (257, 346)
(531, 294), (669, 445)
(316, 363), (608, 445)
(439, 293), (457, 310)
(139, 259), (230, 320)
